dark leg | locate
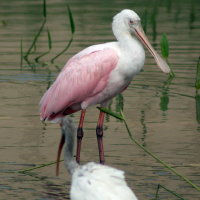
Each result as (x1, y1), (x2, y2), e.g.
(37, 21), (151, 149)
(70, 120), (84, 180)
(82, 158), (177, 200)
(96, 111), (105, 164)
(76, 109), (86, 163)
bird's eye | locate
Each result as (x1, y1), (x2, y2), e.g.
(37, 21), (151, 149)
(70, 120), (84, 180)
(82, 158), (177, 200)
(129, 20), (134, 24)
(129, 19), (138, 26)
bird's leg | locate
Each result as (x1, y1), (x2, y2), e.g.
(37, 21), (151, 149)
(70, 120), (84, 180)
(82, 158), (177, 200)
(76, 109), (86, 163)
(96, 111), (105, 164)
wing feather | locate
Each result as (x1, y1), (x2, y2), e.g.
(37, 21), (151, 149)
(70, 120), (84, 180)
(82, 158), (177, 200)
(40, 47), (119, 120)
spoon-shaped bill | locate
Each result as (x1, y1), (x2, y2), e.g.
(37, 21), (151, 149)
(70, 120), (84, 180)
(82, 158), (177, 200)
(135, 24), (171, 73)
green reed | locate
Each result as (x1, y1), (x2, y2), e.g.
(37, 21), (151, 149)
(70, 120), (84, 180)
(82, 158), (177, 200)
(160, 33), (175, 78)
(142, 9), (148, 34)
(23, 0), (47, 66)
(97, 107), (200, 192)
(25, 18), (46, 61)
(195, 57), (200, 90)
(150, 4), (158, 42)
(160, 33), (169, 59)
(35, 29), (52, 63)
(115, 93), (124, 113)
(20, 40), (23, 70)
(43, 0), (47, 18)
(50, 5), (75, 65)
(154, 184), (187, 200)
(174, 5), (181, 23)
(18, 160), (63, 174)
(18, 107), (200, 193)
(195, 57), (200, 123)
(166, 0), (172, 13)
(20, 1), (75, 72)
(140, 110), (147, 147)
(195, 94), (200, 124)
(189, 2), (195, 29)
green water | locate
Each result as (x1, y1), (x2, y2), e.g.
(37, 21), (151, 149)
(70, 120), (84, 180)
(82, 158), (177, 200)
(0, 0), (200, 199)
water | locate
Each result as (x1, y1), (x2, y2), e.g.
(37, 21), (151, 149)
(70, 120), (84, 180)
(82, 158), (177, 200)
(0, 0), (200, 199)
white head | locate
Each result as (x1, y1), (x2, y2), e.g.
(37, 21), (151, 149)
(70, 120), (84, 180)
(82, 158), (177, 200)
(112, 9), (141, 36)
(112, 9), (171, 73)
(56, 117), (78, 176)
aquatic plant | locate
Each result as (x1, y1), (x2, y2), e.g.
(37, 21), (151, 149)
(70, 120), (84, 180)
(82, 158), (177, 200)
(142, 9), (148, 34)
(50, 5), (75, 65)
(97, 107), (200, 192)
(166, 0), (172, 13)
(155, 184), (187, 200)
(195, 57), (200, 90)
(20, 40), (23, 70)
(195, 94), (200, 124)
(195, 57), (200, 124)
(20, 0), (75, 72)
(189, 2), (195, 29)
(115, 93), (124, 113)
(150, 9), (157, 42)
(35, 29), (52, 63)
(174, 5), (181, 23)
(160, 33), (175, 77)
(160, 33), (169, 59)
(23, 0), (47, 66)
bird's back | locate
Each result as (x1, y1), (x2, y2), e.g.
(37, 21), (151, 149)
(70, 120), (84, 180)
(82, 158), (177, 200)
(71, 162), (138, 200)
(39, 44), (119, 122)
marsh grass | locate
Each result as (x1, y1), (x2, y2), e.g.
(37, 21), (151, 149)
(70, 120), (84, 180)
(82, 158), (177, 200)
(195, 57), (200, 90)
(23, 0), (47, 68)
(142, 9), (148, 34)
(195, 57), (200, 123)
(165, 0), (172, 13)
(24, 18), (47, 65)
(18, 160), (63, 174)
(189, 2), (195, 29)
(35, 29), (52, 63)
(20, 40), (23, 70)
(97, 107), (200, 192)
(160, 33), (175, 78)
(115, 93), (124, 113)
(154, 184), (187, 200)
(195, 94), (200, 124)
(150, 5), (158, 42)
(160, 33), (169, 60)
(50, 5), (75, 65)
(174, 5), (181, 23)
(43, 0), (47, 18)
(21, 0), (75, 72)
(18, 108), (200, 197)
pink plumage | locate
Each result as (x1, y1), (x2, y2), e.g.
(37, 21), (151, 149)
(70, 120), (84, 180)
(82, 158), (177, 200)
(40, 9), (170, 164)
(40, 47), (119, 121)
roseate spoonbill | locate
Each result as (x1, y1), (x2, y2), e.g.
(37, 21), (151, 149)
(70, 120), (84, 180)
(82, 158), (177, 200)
(40, 9), (170, 164)
(57, 117), (138, 200)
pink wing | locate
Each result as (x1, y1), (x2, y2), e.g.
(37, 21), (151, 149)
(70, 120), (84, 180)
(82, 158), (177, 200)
(40, 47), (119, 121)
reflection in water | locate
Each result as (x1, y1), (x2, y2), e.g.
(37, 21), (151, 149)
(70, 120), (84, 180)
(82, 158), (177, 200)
(140, 110), (147, 147)
(150, 3), (158, 42)
(115, 93), (124, 113)
(160, 76), (174, 112)
(1, 0), (200, 199)
(141, 9), (148, 34)
(166, 0), (172, 13)
(160, 89), (169, 112)
(195, 93), (200, 124)
(189, 0), (196, 30)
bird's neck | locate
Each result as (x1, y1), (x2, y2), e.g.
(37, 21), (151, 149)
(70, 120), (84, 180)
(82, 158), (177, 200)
(65, 158), (78, 175)
(112, 19), (143, 50)
(61, 117), (79, 175)
(117, 32), (143, 53)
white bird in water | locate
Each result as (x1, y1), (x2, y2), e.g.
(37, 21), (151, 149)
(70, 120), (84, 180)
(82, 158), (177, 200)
(40, 9), (170, 164)
(57, 117), (139, 200)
